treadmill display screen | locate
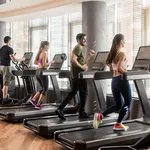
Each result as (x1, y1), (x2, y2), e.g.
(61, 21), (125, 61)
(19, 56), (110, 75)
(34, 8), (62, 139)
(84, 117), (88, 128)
(22, 52), (33, 65)
(136, 46), (150, 60)
(53, 55), (63, 63)
(92, 51), (109, 71)
(50, 53), (66, 70)
(133, 46), (150, 70)
(94, 52), (108, 63)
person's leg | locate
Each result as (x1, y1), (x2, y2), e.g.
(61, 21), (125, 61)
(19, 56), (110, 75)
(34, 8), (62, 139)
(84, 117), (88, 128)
(78, 79), (88, 118)
(117, 80), (132, 123)
(102, 77), (123, 117)
(93, 76), (123, 128)
(113, 79), (132, 131)
(56, 79), (78, 119)
(29, 76), (43, 106)
(2, 66), (15, 100)
(32, 92), (41, 101)
(36, 75), (49, 105)
(2, 85), (8, 99)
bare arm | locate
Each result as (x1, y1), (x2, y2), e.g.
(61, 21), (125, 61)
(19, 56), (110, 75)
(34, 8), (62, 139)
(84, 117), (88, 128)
(108, 64), (113, 73)
(84, 55), (91, 64)
(84, 50), (95, 64)
(41, 53), (49, 68)
(71, 53), (85, 70)
(9, 54), (25, 62)
(34, 59), (38, 65)
(117, 52), (127, 73)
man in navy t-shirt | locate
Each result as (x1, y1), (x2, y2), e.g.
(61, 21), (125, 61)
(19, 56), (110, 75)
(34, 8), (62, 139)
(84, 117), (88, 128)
(0, 36), (25, 103)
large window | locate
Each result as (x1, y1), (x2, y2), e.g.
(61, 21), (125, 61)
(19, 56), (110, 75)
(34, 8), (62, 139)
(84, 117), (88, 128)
(6, 13), (82, 89)
(106, 0), (143, 96)
(30, 26), (48, 65)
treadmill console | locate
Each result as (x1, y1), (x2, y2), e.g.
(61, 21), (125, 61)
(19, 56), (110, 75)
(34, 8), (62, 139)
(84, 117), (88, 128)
(132, 46), (150, 70)
(91, 51), (109, 71)
(22, 52), (33, 65)
(49, 53), (67, 70)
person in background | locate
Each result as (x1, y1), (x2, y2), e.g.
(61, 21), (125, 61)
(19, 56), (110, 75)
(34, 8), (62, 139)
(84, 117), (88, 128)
(0, 36), (25, 104)
(29, 41), (54, 109)
(56, 33), (95, 120)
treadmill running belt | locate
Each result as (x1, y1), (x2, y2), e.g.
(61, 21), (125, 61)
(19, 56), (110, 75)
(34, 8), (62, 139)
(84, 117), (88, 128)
(24, 113), (117, 138)
(0, 105), (56, 115)
(27, 115), (92, 127)
(57, 121), (150, 150)
(0, 105), (58, 121)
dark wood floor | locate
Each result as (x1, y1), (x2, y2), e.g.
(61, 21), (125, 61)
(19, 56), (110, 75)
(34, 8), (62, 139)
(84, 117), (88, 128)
(0, 119), (66, 150)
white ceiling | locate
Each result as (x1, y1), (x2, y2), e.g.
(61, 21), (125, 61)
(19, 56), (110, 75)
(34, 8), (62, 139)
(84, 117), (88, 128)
(1, 3), (81, 22)
(0, 0), (83, 22)
(0, 0), (53, 12)
(0, 0), (148, 22)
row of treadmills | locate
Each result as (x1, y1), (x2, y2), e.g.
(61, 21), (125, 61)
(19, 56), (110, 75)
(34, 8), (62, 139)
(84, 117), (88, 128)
(1, 46), (150, 150)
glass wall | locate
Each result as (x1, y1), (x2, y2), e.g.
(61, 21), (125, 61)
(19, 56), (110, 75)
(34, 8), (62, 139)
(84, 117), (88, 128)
(6, 12), (82, 88)
(106, 0), (144, 97)
(6, 0), (150, 96)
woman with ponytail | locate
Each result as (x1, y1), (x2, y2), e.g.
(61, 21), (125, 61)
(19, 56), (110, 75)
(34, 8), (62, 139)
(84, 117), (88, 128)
(30, 41), (53, 109)
(93, 33), (132, 131)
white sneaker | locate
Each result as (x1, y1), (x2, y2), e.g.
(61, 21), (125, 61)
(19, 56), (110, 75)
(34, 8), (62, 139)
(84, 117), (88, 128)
(93, 113), (103, 129)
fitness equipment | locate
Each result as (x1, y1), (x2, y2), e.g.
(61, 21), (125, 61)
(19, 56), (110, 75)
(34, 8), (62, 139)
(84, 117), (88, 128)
(0, 52), (34, 106)
(0, 53), (78, 122)
(23, 51), (114, 138)
(54, 46), (150, 150)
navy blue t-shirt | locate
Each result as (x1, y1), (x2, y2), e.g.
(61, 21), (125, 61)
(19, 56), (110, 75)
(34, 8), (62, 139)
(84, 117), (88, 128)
(0, 45), (14, 66)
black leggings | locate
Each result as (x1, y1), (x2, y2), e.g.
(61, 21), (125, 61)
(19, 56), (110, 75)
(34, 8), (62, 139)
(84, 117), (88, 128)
(36, 75), (49, 96)
(58, 79), (88, 113)
(102, 75), (132, 123)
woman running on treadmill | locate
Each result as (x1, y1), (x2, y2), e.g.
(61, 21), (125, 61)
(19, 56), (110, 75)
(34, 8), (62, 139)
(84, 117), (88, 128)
(93, 33), (132, 131)
(30, 41), (53, 109)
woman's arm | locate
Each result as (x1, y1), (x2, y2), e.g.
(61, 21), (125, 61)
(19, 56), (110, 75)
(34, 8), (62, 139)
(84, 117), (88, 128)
(109, 64), (113, 73)
(41, 53), (49, 68)
(117, 52), (127, 73)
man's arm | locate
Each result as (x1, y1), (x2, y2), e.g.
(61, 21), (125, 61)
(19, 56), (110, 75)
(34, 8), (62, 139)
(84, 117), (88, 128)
(84, 49), (95, 64)
(10, 54), (25, 62)
(71, 53), (87, 70)
(9, 48), (25, 62)
(71, 47), (88, 71)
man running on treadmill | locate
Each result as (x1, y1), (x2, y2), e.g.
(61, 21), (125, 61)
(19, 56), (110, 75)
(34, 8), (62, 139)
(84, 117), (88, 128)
(0, 36), (25, 103)
(56, 33), (95, 119)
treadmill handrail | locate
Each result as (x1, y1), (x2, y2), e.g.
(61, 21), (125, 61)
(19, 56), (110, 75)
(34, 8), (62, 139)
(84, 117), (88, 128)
(94, 71), (150, 80)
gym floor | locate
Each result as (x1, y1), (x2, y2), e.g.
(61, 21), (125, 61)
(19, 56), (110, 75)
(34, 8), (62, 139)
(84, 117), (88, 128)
(0, 119), (65, 150)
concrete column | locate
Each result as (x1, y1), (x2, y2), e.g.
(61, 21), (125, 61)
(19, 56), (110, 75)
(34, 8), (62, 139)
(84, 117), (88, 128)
(82, 1), (107, 114)
(0, 0), (6, 47)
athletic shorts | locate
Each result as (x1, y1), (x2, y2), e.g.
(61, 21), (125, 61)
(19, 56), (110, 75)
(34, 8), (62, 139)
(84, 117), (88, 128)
(0, 66), (15, 86)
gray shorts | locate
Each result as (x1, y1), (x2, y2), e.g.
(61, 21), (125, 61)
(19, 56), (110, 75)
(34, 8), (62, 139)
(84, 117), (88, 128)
(0, 66), (15, 86)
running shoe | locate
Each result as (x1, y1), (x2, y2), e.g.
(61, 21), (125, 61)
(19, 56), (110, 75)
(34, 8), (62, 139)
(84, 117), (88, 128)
(29, 99), (37, 106)
(55, 109), (66, 120)
(79, 112), (89, 119)
(113, 123), (129, 131)
(35, 104), (44, 109)
(93, 113), (103, 129)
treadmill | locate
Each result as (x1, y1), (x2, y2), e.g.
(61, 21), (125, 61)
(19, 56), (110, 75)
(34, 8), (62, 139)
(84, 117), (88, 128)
(0, 53), (78, 122)
(0, 52), (34, 106)
(54, 46), (150, 150)
(23, 51), (117, 138)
